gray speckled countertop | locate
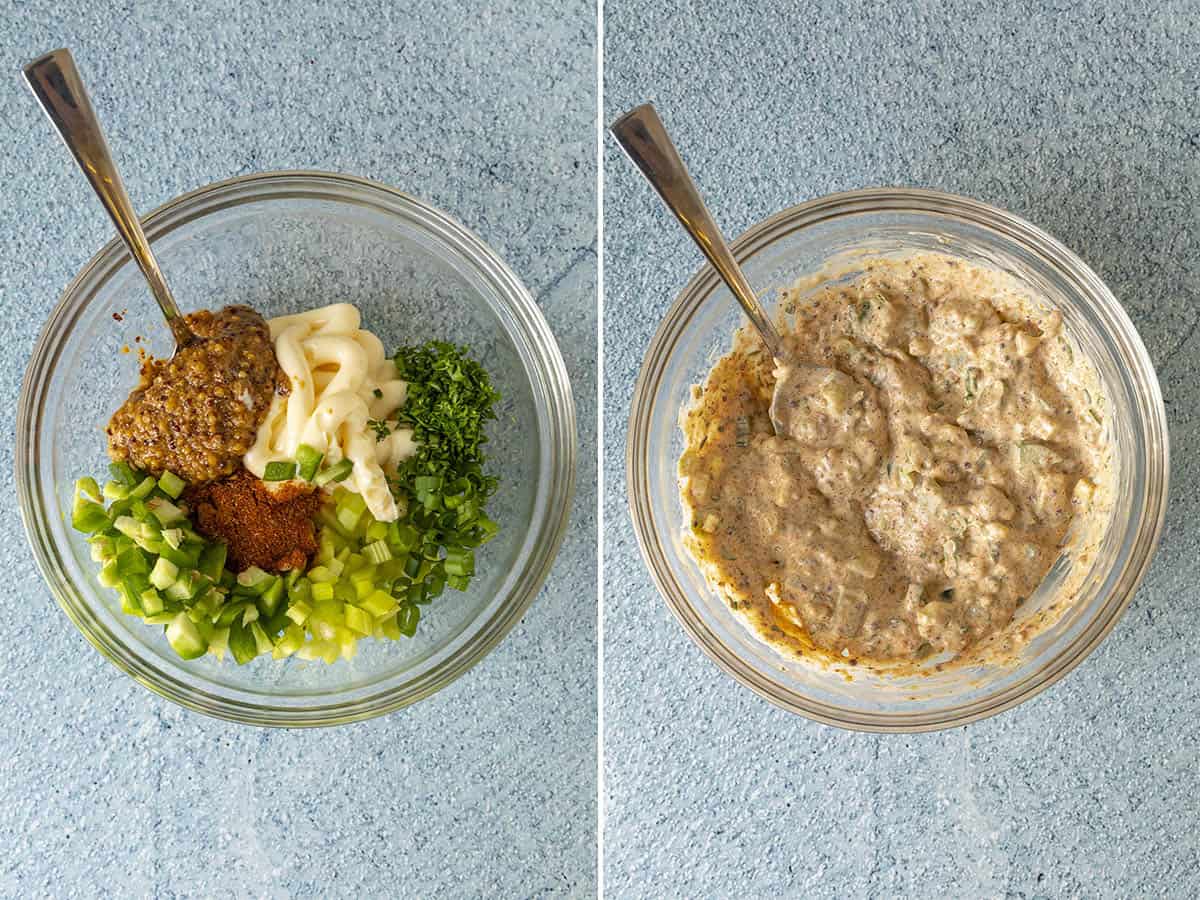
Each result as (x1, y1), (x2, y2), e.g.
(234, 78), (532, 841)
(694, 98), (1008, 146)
(605, 1), (1200, 896)
(0, 2), (595, 897)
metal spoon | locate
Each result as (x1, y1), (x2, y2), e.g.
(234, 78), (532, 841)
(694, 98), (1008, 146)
(24, 48), (195, 350)
(609, 103), (832, 439)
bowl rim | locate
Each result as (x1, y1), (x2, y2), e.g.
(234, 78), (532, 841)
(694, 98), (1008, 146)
(17, 169), (577, 727)
(626, 185), (1170, 733)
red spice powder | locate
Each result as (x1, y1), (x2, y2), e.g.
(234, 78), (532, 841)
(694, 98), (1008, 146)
(184, 469), (321, 572)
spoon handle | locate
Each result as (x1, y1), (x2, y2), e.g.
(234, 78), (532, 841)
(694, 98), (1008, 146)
(24, 48), (192, 346)
(610, 103), (783, 358)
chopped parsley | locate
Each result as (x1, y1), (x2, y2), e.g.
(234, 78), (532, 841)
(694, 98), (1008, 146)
(389, 341), (501, 552)
(367, 418), (391, 441)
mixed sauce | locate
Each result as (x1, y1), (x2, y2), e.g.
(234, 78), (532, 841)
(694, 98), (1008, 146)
(679, 254), (1112, 667)
(73, 302), (501, 665)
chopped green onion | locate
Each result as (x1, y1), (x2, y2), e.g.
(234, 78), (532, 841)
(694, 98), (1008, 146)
(296, 444), (324, 482)
(263, 460), (297, 482)
(313, 459), (353, 486)
(397, 604), (420, 637)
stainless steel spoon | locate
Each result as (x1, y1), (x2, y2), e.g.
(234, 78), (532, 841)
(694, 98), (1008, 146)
(609, 102), (831, 439)
(24, 48), (195, 350)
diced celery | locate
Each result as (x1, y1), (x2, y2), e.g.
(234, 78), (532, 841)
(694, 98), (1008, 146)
(363, 540), (392, 565)
(337, 628), (358, 660)
(216, 602), (248, 627)
(250, 621), (273, 655)
(227, 621), (258, 665)
(237, 566), (274, 591)
(353, 575), (376, 601)
(241, 605), (259, 625)
(360, 590), (398, 618)
(129, 476), (156, 500)
(98, 559), (121, 588)
(75, 477), (102, 503)
(166, 612), (207, 660)
(364, 521), (389, 543)
(272, 624), (306, 659)
(108, 461), (140, 486)
(307, 565), (336, 584)
(285, 599), (313, 626)
(336, 506), (361, 534)
(100, 480), (127, 501)
(316, 506), (353, 541)
(149, 557), (180, 590)
(160, 527), (184, 550)
(344, 553), (367, 575)
(165, 571), (203, 602)
(157, 470), (186, 499)
(115, 545), (149, 576)
(147, 497), (186, 526)
(258, 578), (285, 617)
(379, 612), (401, 640)
(89, 535), (116, 563)
(311, 581), (335, 603)
(143, 612), (176, 625)
(286, 577), (313, 605)
(72, 497), (110, 534)
(119, 583), (142, 617)
(343, 604), (372, 635)
(208, 626), (230, 660)
(157, 541), (200, 569)
(198, 543), (228, 580)
(447, 574), (470, 591)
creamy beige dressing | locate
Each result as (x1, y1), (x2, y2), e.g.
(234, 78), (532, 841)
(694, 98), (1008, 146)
(679, 253), (1112, 667)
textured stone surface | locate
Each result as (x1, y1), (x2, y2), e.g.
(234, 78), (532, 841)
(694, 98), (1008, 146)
(604, 1), (1199, 896)
(1, 2), (595, 897)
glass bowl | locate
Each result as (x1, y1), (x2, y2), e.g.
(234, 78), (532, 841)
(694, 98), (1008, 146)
(627, 187), (1168, 732)
(17, 171), (575, 727)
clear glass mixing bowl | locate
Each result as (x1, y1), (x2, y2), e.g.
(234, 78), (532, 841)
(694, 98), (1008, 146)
(17, 171), (576, 726)
(627, 188), (1168, 732)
